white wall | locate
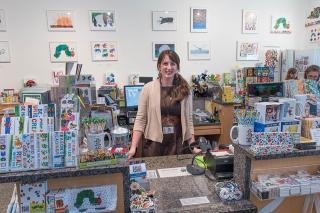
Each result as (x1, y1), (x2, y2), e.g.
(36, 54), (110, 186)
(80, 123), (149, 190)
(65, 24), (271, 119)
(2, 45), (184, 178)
(0, 0), (307, 90)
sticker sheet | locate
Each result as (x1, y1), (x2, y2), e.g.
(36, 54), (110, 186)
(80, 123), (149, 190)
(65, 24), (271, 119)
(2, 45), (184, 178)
(36, 133), (50, 169)
(22, 134), (37, 170)
(10, 135), (24, 171)
(51, 131), (65, 168)
(0, 134), (10, 172)
(64, 131), (78, 167)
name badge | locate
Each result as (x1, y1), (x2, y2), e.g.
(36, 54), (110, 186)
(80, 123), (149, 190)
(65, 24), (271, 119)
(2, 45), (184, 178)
(163, 126), (174, 134)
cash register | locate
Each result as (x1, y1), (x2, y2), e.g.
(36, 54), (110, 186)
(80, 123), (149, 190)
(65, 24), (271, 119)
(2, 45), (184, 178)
(123, 85), (144, 125)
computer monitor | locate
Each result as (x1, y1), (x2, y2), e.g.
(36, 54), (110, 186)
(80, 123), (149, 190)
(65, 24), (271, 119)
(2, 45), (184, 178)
(247, 82), (284, 97)
(124, 85), (144, 111)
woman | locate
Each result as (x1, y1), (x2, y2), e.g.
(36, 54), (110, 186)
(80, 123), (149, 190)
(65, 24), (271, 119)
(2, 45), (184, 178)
(304, 65), (320, 81)
(127, 50), (199, 159)
(285, 67), (298, 80)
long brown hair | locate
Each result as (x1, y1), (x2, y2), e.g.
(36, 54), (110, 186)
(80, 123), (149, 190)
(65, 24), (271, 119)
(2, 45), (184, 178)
(304, 65), (320, 80)
(157, 50), (190, 102)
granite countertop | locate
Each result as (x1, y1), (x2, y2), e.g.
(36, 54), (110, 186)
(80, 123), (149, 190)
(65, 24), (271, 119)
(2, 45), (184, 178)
(233, 143), (320, 160)
(0, 162), (129, 184)
(137, 155), (257, 213)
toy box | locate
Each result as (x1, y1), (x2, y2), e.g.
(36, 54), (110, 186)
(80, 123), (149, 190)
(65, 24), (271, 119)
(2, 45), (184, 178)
(255, 102), (283, 123)
(254, 122), (280, 132)
(281, 120), (301, 133)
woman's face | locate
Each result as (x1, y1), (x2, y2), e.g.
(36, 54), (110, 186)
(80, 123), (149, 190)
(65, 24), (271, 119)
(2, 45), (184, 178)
(158, 55), (178, 81)
(306, 71), (319, 80)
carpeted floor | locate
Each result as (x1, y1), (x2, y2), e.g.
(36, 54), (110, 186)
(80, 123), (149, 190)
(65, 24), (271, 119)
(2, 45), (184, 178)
(0, 183), (14, 213)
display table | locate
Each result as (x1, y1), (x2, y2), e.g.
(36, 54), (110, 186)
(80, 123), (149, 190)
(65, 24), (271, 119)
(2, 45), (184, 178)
(0, 163), (130, 213)
(233, 143), (320, 213)
(139, 154), (257, 213)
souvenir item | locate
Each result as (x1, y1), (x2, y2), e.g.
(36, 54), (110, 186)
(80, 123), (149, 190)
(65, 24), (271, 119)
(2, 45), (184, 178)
(64, 131), (78, 167)
(36, 133), (50, 169)
(301, 117), (320, 138)
(20, 181), (47, 213)
(230, 125), (253, 145)
(10, 135), (24, 171)
(22, 133), (37, 170)
(254, 122), (281, 132)
(0, 134), (10, 172)
(51, 131), (65, 168)
(278, 98), (302, 121)
(281, 120), (301, 133)
(255, 102), (282, 123)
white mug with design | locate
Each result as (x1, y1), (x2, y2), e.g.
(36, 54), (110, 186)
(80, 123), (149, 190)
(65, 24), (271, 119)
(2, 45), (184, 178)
(229, 125), (254, 145)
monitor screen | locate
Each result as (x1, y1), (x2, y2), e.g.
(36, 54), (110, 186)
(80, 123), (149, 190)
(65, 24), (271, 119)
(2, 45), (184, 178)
(247, 82), (284, 97)
(124, 85), (144, 110)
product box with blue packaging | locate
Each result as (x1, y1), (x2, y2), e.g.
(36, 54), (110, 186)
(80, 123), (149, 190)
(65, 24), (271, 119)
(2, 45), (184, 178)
(255, 102), (283, 124)
(254, 122), (281, 132)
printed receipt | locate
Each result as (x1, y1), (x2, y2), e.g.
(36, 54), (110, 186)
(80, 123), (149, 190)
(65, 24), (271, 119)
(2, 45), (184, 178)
(157, 167), (191, 178)
(180, 196), (210, 206)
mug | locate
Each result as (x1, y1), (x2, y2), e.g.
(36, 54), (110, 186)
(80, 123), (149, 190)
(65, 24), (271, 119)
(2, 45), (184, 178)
(278, 98), (303, 120)
(86, 132), (111, 151)
(229, 125), (253, 145)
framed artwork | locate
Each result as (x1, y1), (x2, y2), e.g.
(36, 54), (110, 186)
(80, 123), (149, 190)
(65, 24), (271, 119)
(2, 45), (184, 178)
(47, 10), (75, 31)
(49, 42), (77, 62)
(152, 42), (176, 60)
(262, 46), (281, 68)
(0, 41), (10, 63)
(152, 11), (177, 31)
(190, 7), (208, 32)
(91, 41), (118, 61)
(305, 7), (320, 27)
(271, 15), (292, 34)
(0, 10), (6, 31)
(308, 26), (320, 43)
(188, 41), (211, 60)
(89, 10), (116, 31)
(242, 10), (258, 34)
(236, 41), (259, 61)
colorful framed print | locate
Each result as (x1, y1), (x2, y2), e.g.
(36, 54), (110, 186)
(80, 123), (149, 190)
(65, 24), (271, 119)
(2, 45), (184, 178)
(308, 26), (320, 43)
(305, 7), (320, 27)
(262, 46), (281, 69)
(190, 7), (208, 32)
(0, 41), (10, 63)
(0, 10), (6, 31)
(152, 11), (177, 31)
(152, 42), (176, 60)
(188, 41), (211, 60)
(242, 10), (258, 34)
(271, 15), (292, 34)
(49, 42), (77, 62)
(236, 41), (259, 61)
(91, 41), (118, 61)
(89, 10), (116, 31)
(47, 10), (75, 32)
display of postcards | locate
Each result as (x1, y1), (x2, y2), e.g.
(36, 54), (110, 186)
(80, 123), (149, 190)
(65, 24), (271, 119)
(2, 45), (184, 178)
(20, 181), (47, 213)
(0, 134), (11, 173)
(255, 67), (273, 83)
(51, 131), (65, 168)
(10, 135), (24, 171)
(69, 185), (117, 212)
(78, 87), (92, 104)
(1, 116), (19, 135)
(22, 134), (38, 170)
(64, 131), (78, 167)
(129, 162), (147, 178)
(254, 121), (280, 132)
(60, 112), (80, 132)
(255, 102), (282, 123)
(301, 117), (320, 138)
(36, 133), (50, 169)
(281, 120), (301, 133)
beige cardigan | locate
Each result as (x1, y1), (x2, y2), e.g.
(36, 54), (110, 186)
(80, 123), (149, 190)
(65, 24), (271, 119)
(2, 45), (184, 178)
(133, 79), (194, 143)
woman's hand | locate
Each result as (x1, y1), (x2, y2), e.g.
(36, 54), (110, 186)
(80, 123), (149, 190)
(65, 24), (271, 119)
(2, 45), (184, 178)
(127, 147), (136, 161)
(191, 147), (202, 154)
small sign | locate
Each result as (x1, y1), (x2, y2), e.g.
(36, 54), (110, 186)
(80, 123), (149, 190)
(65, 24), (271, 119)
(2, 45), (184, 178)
(180, 196), (210, 206)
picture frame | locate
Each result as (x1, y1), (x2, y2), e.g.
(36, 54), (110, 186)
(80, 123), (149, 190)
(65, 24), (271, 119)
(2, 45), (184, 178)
(242, 10), (258, 34)
(271, 15), (292, 34)
(89, 10), (116, 31)
(91, 41), (118, 61)
(152, 11), (177, 31)
(188, 41), (211, 60)
(152, 42), (176, 60)
(47, 10), (75, 32)
(0, 10), (6, 31)
(0, 41), (10, 63)
(262, 46), (281, 68)
(49, 42), (78, 62)
(236, 41), (259, 61)
(190, 7), (208, 33)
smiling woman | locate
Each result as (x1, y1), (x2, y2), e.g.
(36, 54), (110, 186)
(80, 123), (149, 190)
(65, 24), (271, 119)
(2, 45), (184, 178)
(127, 50), (200, 160)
